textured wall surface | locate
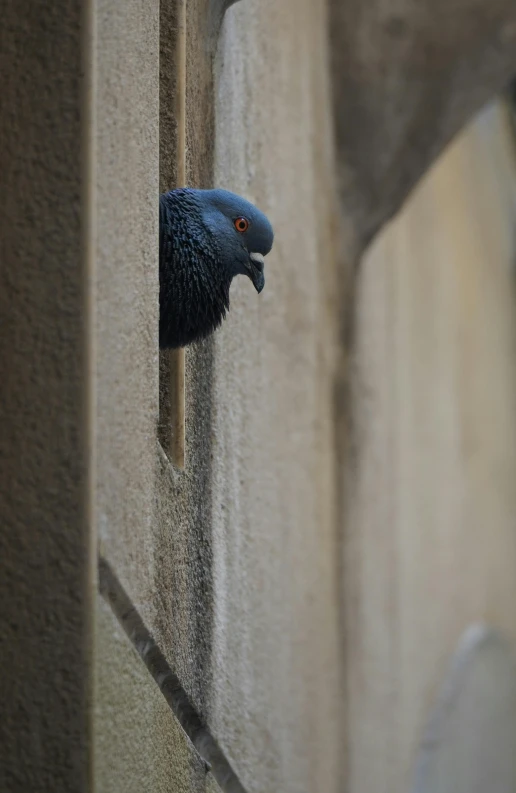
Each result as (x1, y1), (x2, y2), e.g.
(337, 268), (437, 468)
(0, 3), (93, 791)
(96, 595), (222, 793)
(158, 2), (342, 791)
(94, 0), (159, 607)
(344, 100), (516, 793)
(207, 5), (341, 790)
(96, 1), (343, 792)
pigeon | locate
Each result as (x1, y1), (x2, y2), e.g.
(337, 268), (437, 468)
(159, 188), (274, 349)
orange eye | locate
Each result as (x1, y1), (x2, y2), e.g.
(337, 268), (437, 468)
(234, 217), (249, 233)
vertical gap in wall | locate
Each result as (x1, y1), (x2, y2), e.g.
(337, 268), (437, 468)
(158, 0), (186, 468)
(507, 77), (516, 137)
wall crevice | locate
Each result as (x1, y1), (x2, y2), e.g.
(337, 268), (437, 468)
(98, 556), (248, 793)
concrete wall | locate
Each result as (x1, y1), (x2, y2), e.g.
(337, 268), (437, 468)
(96, 1), (343, 792)
(328, 0), (516, 249)
(0, 3), (93, 791)
(343, 100), (516, 793)
(4, 1), (516, 792)
(96, 594), (221, 793)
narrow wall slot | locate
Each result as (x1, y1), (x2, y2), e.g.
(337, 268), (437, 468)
(159, 0), (186, 468)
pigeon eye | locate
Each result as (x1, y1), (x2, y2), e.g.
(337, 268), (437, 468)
(234, 217), (249, 233)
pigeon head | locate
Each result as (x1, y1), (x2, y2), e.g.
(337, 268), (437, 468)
(159, 187), (274, 349)
(198, 189), (273, 294)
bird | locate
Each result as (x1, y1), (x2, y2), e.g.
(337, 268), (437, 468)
(159, 187), (274, 349)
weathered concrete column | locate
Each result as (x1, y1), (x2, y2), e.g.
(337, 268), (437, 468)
(0, 3), (94, 791)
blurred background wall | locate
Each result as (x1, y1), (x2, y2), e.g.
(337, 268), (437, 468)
(344, 98), (516, 793)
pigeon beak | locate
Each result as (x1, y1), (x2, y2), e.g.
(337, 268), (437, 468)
(248, 252), (265, 294)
